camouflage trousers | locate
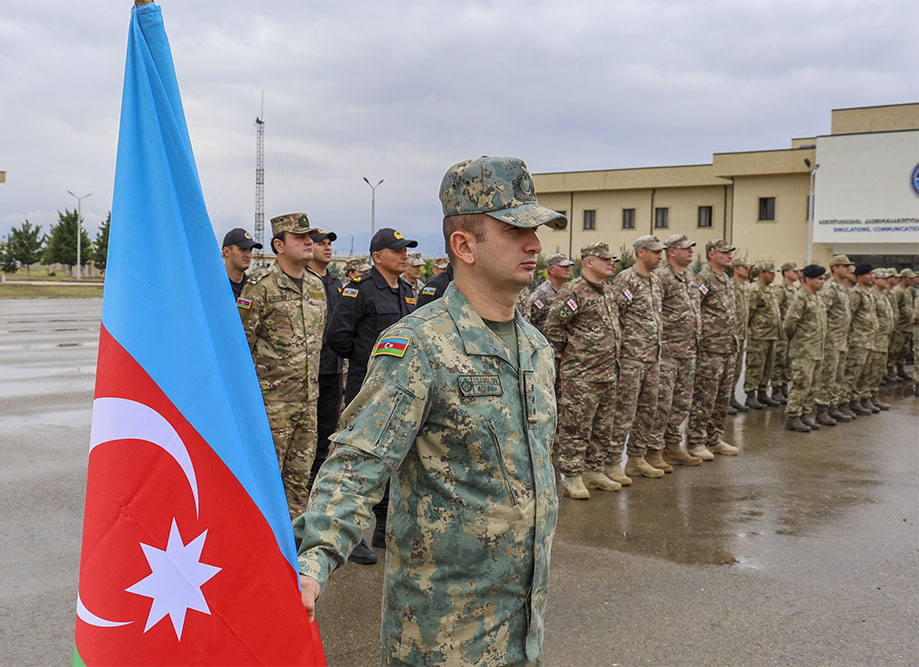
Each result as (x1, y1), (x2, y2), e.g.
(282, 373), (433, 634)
(265, 398), (318, 520)
(865, 349), (889, 393)
(687, 351), (735, 450)
(556, 376), (617, 475)
(771, 336), (790, 385)
(890, 330), (911, 366)
(841, 346), (873, 402)
(649, 355), (696, 449)
(743, 338), (776, 393)
(815, 345), (847, 407)
(733, 337), (746, 389)
(610, 357), (660, 457)
(786, 356), (823, 417)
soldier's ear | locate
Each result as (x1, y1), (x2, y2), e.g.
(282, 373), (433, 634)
(449, 230), (477, 267)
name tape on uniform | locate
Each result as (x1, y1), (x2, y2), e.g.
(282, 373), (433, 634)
(457, 375), (503, 396)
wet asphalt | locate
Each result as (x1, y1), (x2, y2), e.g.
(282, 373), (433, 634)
(1, 298), (917, 666)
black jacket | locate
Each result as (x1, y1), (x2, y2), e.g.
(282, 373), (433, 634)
(308, 267), (344, 376)
(416, 264), (454, 307)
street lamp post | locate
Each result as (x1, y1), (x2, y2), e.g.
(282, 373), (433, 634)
(807, 164), (820, 264)
(362, 177), (383, 236)
(67, 190), (92, 279)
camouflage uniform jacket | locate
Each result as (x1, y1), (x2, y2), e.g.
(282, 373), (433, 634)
(516, 286), (532, 323)
(612, 266), (663, 361)
(653, 261), (700, 358)
(695, 265), (738, 355)
(783, 289), (827, 361)
(296, 283), (558, 665)
(238, 262), (326, 402)
(892, 284), (914, 331)
(873, 289), (895, 352)
(401, 274), (426, 301)
(746, 281), (781, 341)
(820, 278), (852, 351)
(543, 276), (620, 382)
(528, 279), (561, 331)
(733, 280), (749, 340)
(847, 284), (878, 349)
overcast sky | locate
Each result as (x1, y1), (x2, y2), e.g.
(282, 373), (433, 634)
(1, 0), (916, 257)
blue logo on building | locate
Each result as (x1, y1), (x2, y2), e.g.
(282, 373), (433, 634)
(912, 163), (919, 197)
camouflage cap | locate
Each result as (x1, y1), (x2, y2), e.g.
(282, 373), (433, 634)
(433, 257), (449, 270)
(781, 261), (799, 272)
(830, 254), (854, 267)
(581, 242), (616, 260)
(705, 239), (735, 254)
(900, 268), (917, 278)
(871, 267), (886, 278)
(730, 256), (751, 268)
(346, 257), (371, 273)
(270, 212), (313, 236)
(886, 267), (900, 278)
(633, 234), (666, 252)
(546, 252), (574, 267)
(663, 233), (695, 249)
(439, 156), (567, 230)
(406, 251), (425, 267)
(755, 260), (776, 273)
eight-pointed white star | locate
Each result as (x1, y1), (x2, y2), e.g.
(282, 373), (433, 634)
(126, 519), (221, 640)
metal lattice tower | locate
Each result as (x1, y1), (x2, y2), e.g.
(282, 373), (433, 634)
(254, 116), (265, 266)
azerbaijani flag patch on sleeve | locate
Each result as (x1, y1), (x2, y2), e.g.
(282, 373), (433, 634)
(372, 336), (411, 358)
(421, 286), (437, 296)
(236, 297), (252, 309)
(342, 287), (359, 297)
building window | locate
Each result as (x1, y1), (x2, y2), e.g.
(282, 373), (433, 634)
(698, 205), (713, 228)
(758, 197), (776, 221)
(583, 210), (596, 230)
(654, 207), (669, 229)
(622, 208), (635, 229)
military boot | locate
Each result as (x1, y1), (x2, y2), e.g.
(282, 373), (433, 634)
(727, 403), (738, 415)
(563, 474), (590, 500)
(801, 413), (821, 430)
(847, 400), (869, 416)
(897, 364), (915, 382)
(771, 387), (787, 404)
(885, 366), (901, 383)
(730, 396), (750, 413)
(709, 440), (740, 456)
(625, 455), (665, 478)
(861, 398), (880, 414)
(663, 443), (702, 466)
(815, 406), (837, 426)
(758, 389), (780, 407)
(840, 402), (858, 419)
(829, 405), (852, 423)
(745, 391), (764, 410)
(687, 445), (715, 461)
(348, 538), (378, 565)
(645, 449), (674, 473)
(871, 395), (891, 411)
(582, 469), (621, 492)
(603, 463), (633, 486)
(780, 383), (790, 399)
(784, 415), (811, 432)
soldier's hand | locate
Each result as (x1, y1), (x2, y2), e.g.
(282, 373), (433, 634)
(300, 575), (321, 621)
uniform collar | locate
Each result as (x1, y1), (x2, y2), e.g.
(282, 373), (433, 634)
(270, 261), (302, 292)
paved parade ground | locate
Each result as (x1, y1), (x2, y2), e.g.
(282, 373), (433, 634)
(1, 298), (917, 666)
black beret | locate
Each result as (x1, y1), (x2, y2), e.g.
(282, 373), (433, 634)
(802, 264), (826, 279)
(854, 263), (873, 276)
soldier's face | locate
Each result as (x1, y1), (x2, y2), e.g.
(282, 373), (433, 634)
(278, 232), (314, 263)
(638, 248), (663, 271)
(584, 255), (616, 280)
(547, 264), (572, 281)
(809, 274), (828, 291)
(710, 250), (731, 270)
(669, 246), (693, 268)
(313, 238), (333, 263)
(404, 263), (421, 281)
(474, 218), (542, 288)
(734, 264), (750, 279)
(223, 244), (252, 272)
(374, 247), (407, 275)
(761, 270), (775, 286)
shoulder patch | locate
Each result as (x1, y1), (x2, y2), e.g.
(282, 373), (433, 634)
(565, 298), (578, 312)
(342, 287), (359, 297)
(372, 336), (411, 358)
(534, 299), (545, 310)
(623, 289), (633, 301)
(421, 286), (437, 296)
(699, 284), (709, 295)
(236, 297), (252, 309)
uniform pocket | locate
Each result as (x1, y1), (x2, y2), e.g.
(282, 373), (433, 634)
(487, 419), (518, 506)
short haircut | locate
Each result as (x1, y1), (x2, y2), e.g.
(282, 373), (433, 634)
(442, 213), (487, 262)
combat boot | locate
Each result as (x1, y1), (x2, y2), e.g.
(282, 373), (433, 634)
(625, 455), (665, 478)
(849, 400), (871, 416)
(771, 387), (787, 404)
(603, 463), (633, 486)
(582, 469), (621, 492)
(829, 405), (852, 423)
(815, 406), (837, 426)
(562, 474), (590, 500)
(861, 398), (880, 414)
(871, 395), (890, 411)
(840, 402), (858, 419)
(745, 391), (764, 410)
(730, 396), (750, 413)
(801, 413), (821, 430)
(348, 538), (378, 565)
(784, 415), (811, 432)
(727, 403), (738, 415)
(885, 366), (901, 383)
(758, 389), (780, 407)
(780, 383), (790, 399)
(644, 449), (674, 473)
(663, 443), (702, 466)
(688, 445), (715, 461)
(710, 440), (740, 456)
(897, 364), (915, 382)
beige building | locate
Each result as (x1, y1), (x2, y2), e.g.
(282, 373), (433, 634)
(535, 103), (919, 268)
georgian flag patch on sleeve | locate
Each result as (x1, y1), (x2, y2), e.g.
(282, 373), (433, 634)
(699, 284), (709, 295)
(534, 299), (545, 309)
(565, 298), (578, 312)
(623, 289), (633, 301)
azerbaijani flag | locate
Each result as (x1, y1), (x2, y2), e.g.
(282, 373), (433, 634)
(73, 3), (324, 664)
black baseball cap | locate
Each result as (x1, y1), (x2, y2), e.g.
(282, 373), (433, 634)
(310, 229), (338, 243)
(222, 228), (262, 249)
(370, 227), (418, 253)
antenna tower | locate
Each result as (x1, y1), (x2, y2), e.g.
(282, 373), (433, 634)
(254, 96), (265, 266)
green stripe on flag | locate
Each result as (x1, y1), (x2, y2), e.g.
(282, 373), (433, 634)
(73, 643), (87, 667)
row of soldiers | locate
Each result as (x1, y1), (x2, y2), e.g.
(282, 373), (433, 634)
(521, 235), (917, 499)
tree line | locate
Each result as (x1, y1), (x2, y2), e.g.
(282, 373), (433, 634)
(0, 209), (110, 275)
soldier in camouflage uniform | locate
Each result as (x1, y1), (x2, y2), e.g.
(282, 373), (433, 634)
(729, 256), (754, 410)
(686, 239), (741, 458)
(770, 262), (799, 401)
(544, 243), (624, 499)
(867, 269), (895, 409)
(890, 268), (916, 382)
(782, 265), (828, 432)
(529, 252), (574, 331)
(609, 234), (668, 478)
(815, 255), (855, 424)
(649, 234), (703, 467)
(401, 251), (426, 300)
(295, 156), (565, 666)
(238, 213), (327, 518)
(841, 264), (879, 416)
(743, 261), (782, 408)
(344, 256), (372, 285)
